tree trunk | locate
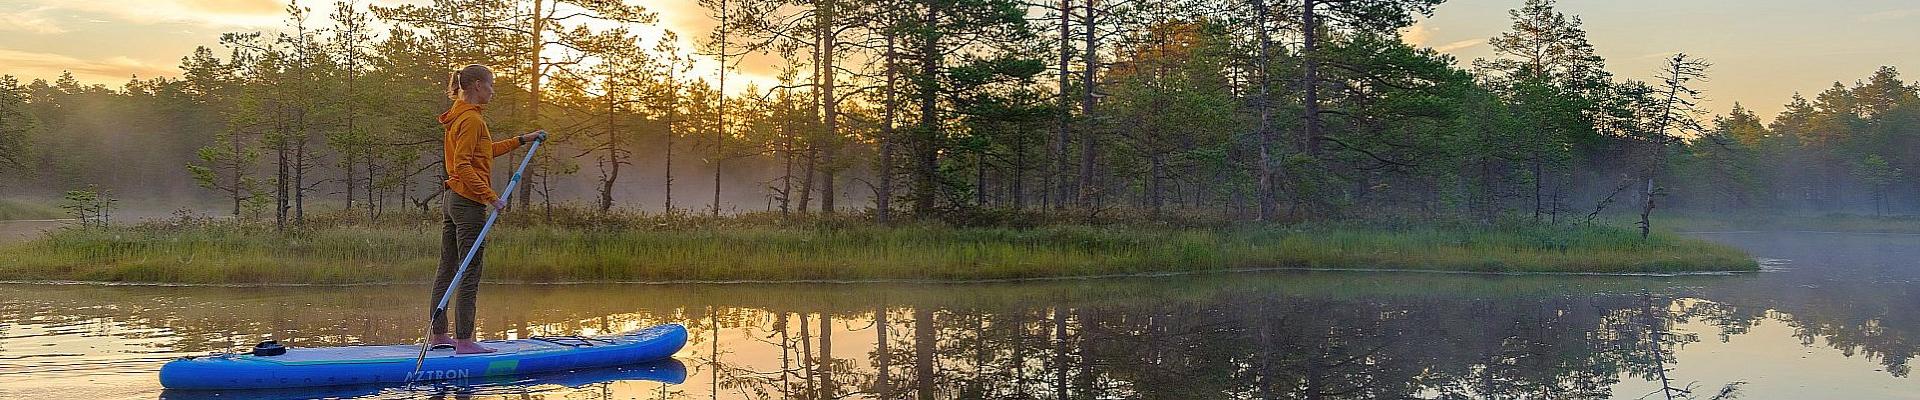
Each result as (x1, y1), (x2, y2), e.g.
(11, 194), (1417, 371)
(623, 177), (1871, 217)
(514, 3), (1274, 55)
(1150, 153), (1165, 218)
(275, 129), (288, 232)
(519, 0), (544, 211)
(778, 313), (793, 398)
(976, 148), (989, 206)
(914, 306), (935, 400)
(1532, 156), (1543, 222)
(598, 87), (618, 213)
(819, 0), (838, 215)
(1075, 309), (1094, 398)
(1054, 0), (1073, 211)
(877, 34), (898, 223)
(1012, 132), (1027, 210)
(912, 5), (942, 216)
(665, 66), (677, 213)
(800, 146), (816, 211)
(1300, 0), (1322, 158)
(366, 164), (379, 220)
(293, 128), (306, 226)
(1076, 0), (1098, 210)
(231, 134), (245, 217)
(1253, 0), (1277, 221)
(1052, 306), (1069, 399)
(781, 92), (795, 216)
(875, 307), (891, 398)
(1640, 177), (1655, 239)
(344, 155), (357, 218)
(820, 312), (835, 399)
(713, 0), (728, 217)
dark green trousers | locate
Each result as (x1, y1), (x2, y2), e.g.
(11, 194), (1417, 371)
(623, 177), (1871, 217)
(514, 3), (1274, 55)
(430, 194), (487, 339)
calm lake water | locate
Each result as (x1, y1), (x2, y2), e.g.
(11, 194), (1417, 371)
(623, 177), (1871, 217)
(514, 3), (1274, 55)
(2, 231), (1918, 399)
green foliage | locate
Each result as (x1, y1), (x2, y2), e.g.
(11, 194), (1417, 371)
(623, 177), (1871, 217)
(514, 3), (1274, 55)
(1853, 154), (1903, 215)
(59, 185), (114, 228)
(0, 75), (35, 170)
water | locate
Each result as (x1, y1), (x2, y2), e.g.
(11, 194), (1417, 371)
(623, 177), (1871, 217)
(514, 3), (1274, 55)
(0, 220), (65, 244)
(1, 231), (1916, 399)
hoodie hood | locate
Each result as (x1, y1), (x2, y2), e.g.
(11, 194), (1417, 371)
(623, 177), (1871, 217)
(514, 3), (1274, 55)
(438, 99), (484, 125)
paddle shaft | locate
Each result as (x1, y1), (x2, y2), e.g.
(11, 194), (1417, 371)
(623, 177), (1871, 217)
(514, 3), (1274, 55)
(410, 137), (542, 382)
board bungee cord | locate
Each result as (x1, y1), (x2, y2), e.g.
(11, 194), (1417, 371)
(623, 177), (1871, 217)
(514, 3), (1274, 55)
(408, 131), (545, 385)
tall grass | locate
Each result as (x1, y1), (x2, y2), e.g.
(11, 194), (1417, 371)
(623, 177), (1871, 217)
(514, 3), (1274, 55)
(0, 214), (1756, 284)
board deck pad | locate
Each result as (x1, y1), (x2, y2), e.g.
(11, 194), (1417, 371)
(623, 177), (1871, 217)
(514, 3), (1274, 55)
(159, 324), (687, 390)
(257, 340), (567, 365)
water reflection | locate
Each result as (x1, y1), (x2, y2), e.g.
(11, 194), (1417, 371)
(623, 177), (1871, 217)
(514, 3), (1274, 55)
(2, 232), (1918, 398)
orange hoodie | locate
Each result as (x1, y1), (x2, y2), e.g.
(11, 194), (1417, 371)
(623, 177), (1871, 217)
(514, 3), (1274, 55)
(439, 99), (523, 205)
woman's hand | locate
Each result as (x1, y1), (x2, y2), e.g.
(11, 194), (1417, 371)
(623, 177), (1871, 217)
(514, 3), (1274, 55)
(517, 130), (548, 144)
(489, 197), (510, 214)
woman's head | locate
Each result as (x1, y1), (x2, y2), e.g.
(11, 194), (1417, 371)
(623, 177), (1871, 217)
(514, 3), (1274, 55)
(446, 64), (494, 104)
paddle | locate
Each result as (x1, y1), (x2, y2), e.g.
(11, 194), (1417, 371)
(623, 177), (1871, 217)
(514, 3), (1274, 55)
(408, 132), (544, 384)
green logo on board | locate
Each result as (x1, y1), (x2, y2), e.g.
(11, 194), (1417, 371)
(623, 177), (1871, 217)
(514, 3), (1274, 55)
(484, 359), (519, 376)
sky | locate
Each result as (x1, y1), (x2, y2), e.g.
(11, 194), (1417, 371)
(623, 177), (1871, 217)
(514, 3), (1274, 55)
(1406, 0), (1920, 121)
(2, 0), (1918, 122)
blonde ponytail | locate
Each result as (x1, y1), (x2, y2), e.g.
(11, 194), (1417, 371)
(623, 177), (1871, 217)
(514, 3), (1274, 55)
(445, 71), (459, 101)
(445, 64), (493, 101)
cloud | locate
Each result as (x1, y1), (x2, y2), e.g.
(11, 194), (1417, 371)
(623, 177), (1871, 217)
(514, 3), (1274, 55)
(0, 48), (175, 84)
(19, 0), (286, 28)
(1431, 39), (1482, 53)
(1400, 23), (1433, 47)
(0, 8), (69, 34)
(644, 0), (791, 95)
(1860, 8), (1920, 22)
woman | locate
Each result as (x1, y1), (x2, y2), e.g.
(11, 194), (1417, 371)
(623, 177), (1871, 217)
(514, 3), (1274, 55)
(432, 64), (544, 354)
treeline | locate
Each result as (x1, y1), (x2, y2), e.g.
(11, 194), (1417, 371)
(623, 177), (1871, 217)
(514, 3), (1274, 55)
(1674, 66), (1920, 215)
(0, 0), (1911, 229)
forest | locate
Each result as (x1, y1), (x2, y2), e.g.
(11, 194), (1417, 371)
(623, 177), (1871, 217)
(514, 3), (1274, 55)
(3, 0), (1910, 281)
(0, 0), (1915, 226)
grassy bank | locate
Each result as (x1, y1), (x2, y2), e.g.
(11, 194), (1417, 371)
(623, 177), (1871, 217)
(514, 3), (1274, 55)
(0, 214), (1755, 284)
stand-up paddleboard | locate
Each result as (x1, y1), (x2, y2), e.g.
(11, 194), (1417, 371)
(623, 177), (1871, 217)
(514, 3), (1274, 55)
(159, 358), (688, 400)
(160, 323), (687, 390)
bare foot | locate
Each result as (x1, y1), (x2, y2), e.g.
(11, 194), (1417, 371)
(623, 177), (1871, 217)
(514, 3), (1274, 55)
(452, 340), (496, 354)
(430, 334), (456, 345)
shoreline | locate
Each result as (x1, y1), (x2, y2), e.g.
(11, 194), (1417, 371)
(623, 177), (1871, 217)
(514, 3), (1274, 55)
(0, 220), (1760, 284)
(0, 264), (1768, 288)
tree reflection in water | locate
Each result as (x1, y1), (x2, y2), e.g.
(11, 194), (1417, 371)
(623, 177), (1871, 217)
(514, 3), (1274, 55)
(0, 269), (1907, 399)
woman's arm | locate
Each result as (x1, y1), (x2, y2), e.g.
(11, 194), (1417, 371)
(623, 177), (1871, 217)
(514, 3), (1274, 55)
(488, 135), (520, 157)
(488, 130), (547, 157)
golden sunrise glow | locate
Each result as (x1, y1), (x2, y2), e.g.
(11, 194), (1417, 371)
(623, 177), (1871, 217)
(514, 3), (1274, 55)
(1, 0), (1918, 120)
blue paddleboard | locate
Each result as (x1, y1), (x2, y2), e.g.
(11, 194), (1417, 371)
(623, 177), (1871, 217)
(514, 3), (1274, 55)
(159, 323), (687, 390)
(159, 358), (688, 400)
